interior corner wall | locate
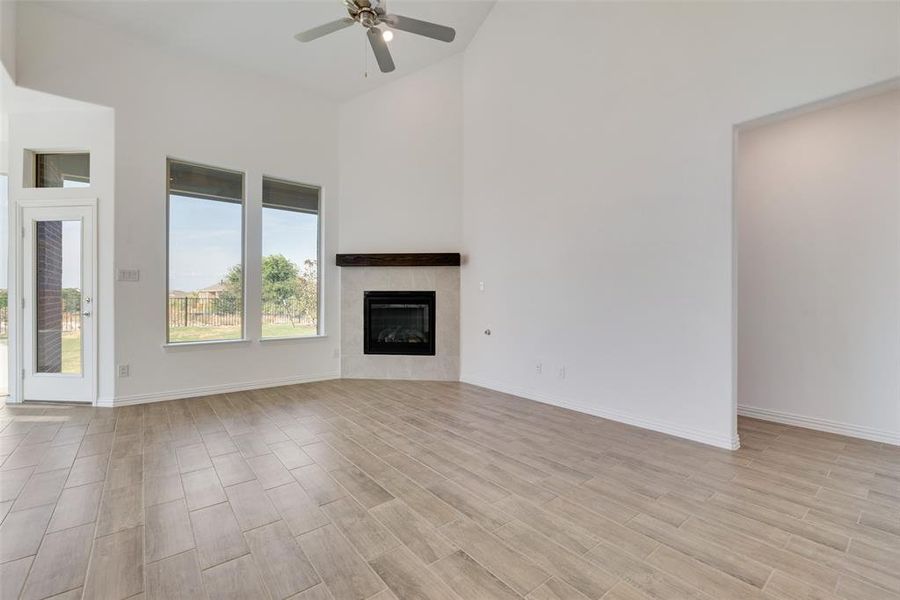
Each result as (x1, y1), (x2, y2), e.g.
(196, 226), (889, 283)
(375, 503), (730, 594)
(15, 3), (341, 404)
(737, 89), (900, 444)
(0, 0), (15, 81)
(460, 2), (900, 448)
(337, 55), (462, 253)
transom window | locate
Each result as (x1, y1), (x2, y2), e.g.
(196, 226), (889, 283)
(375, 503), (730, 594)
(33, 152), (91, 188)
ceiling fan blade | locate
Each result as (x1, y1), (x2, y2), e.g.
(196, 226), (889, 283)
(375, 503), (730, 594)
(295, 18), (355, 42)
(381, 14), (455, 42)
(367, 27), (395, 73)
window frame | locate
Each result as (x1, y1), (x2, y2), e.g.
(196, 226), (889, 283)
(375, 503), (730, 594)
(259, 174), (322, 340)
(0, 172), (8, 398)
(165, 157), (247, 345)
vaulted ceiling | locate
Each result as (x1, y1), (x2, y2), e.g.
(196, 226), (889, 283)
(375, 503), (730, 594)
(38, 0), (495, 100)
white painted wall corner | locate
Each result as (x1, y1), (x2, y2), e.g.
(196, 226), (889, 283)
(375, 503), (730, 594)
(737, 405), (900, 446)
(462, 376), (741, 450)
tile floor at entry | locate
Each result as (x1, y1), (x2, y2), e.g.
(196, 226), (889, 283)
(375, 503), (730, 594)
(0, 379), (898, 600)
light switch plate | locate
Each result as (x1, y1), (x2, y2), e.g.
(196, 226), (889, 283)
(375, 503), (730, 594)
(117, 269), (140, 282)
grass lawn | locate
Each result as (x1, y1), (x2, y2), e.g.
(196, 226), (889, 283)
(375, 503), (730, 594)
(62, 332), (81, 374)
(167, 322), (316, 343)
(168, 325), (243, 343)
(262, 322), (317, 339)
(0, 332), (80, 375)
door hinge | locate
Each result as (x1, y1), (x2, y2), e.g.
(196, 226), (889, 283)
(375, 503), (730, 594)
(22, 369), (25, 379)
(22, 298), (25, 309)
(21, 226), (25, 238)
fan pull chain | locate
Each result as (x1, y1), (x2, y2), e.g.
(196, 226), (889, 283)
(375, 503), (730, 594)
(364, 33), (368, 78)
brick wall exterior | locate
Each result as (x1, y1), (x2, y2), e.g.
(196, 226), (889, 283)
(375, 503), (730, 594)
(36, 221), (63, 373)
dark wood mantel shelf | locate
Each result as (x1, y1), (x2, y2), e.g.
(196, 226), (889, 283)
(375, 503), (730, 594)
(336, 253), (461, 267)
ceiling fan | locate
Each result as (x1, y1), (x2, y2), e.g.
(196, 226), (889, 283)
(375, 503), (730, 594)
(294, 0), (456, 73)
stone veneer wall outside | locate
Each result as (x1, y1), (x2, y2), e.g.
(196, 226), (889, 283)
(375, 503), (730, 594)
(340, 266), (459, 380)
(36, 221), (63, 373)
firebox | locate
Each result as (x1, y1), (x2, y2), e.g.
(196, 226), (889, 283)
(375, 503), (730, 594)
(364, 291), (436, 356)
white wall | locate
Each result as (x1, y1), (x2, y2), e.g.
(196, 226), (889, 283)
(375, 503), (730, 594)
(15, 3), (341, 403)
(338, 55), (462, 253)
(6, 106), (116, 403)
(460, 2), (900, 448)
(737, 89), (900, 444)
(0, 0), (15, 81)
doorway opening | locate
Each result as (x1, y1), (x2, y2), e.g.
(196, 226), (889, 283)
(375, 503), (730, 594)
(734, 82), (900, 445)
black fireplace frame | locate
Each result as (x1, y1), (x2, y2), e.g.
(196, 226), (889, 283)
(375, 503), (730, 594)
(364, 291), (436, 356)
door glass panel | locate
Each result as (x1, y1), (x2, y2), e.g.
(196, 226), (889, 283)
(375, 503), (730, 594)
(0, 174), (7, 395)
(35, 220), (82, 374)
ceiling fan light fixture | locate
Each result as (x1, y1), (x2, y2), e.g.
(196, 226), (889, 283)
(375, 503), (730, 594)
(294, 0), (456, 73)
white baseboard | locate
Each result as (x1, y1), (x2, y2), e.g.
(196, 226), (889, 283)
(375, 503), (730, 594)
(103, 372), (341, 407)
(738, 405), (900, 446)
(461, 375), (740, 450)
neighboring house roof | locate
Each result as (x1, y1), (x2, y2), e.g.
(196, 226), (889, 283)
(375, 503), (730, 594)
(169, 290), (188, 298)
(199, 282), (227, 293)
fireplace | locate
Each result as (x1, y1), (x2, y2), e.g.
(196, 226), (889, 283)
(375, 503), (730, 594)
(364, 291), (436, 356)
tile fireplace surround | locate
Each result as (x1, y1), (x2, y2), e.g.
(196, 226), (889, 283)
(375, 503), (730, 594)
(339, 256), (460, 380)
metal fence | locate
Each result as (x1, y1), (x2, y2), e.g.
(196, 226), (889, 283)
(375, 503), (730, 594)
(0, 307), (79, 337)
(168, 297), (314, 328)
(62, 312), (81, 332)
(168, 297), (241, 328)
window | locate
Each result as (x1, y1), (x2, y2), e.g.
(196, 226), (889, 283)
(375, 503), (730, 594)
(261, 177), (320, 338)
(167, 159), (244, 343)
(35, 153), (90, 188)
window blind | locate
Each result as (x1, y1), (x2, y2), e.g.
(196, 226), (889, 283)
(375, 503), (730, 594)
(262, 177), (319, 214)
(169, 160), (243, 203)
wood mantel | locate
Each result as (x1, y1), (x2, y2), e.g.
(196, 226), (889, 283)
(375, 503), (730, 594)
(336, 253), (461, 267)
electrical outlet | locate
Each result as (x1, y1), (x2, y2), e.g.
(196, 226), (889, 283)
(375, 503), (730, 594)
(479, 281), (485, 292)
(117, 364), (130, 378)
(535, 362), (542, 374)
(558, 366), (566, 379)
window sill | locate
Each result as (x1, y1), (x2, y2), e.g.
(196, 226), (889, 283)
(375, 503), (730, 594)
(163, 338), (251, 349)
(259, 334), (328, 343)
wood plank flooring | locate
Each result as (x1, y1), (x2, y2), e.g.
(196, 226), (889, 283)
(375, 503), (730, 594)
(0, 379), (898, 600)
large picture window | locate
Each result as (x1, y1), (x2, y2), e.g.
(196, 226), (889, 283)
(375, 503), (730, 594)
(167, 159), (244, 343)
(261, 177), (320, 338)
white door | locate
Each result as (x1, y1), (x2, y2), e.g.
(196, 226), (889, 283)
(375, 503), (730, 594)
(22, 205), (95, 403)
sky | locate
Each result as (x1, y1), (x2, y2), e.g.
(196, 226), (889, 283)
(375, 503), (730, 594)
(60, 221), (81, 288)
(0, 185), (317, 293)
(169, 194), (318, 292)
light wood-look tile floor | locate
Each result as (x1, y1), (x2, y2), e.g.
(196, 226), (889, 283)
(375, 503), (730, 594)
(0, 379), (898, 600)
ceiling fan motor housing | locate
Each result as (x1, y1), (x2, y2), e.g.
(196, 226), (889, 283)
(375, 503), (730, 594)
(357, 9), (379, 29)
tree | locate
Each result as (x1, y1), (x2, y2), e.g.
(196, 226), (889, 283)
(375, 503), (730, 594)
(262, 254), (300, 324)
(218, 264), (243, 314)
(217, 256), (317, 325)
(294, 259), (318, 325)
(62, 289), (82, 313)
